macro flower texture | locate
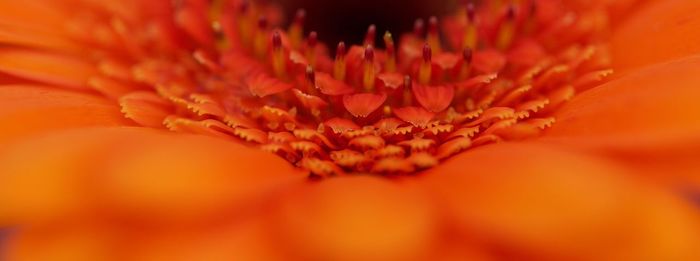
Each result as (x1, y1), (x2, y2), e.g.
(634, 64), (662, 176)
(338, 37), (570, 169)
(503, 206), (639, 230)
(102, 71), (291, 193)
(1, 0), (700, 260)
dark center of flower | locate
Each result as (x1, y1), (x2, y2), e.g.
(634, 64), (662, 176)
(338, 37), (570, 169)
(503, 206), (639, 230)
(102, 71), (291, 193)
(273, 0), (455, 46)
(114, 0), (612, 178)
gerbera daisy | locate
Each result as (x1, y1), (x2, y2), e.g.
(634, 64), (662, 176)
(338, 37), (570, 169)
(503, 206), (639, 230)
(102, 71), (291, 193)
(1, 0), (699, 260)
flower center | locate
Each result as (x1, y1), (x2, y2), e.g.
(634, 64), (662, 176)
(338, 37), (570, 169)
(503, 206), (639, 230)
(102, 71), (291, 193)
(113, 0), (613, 177)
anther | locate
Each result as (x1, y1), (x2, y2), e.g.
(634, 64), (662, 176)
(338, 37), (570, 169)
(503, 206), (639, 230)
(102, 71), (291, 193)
(271, 31), (282, 49)
(253, 16), (269, 58)
(307, 31), (318, 48)
(289, 9), (306, 48)
(257, 16), (268, 30)
(305, 65), (315, 83)
(363, 45), (376, 91)
(466, 3), (476, 22)
(403, 75), (413, 105)
(305, 65), (317, 94)
(413, 19), (425, 38)
(463, 47), (473, 63)
(419, 43), (432, 85)
(463, 3), (478, 49)
(383, 31), (396, 72)
(525, 1), (538, 34)
(364, 45), (375, 62)
(496, 5), (516, 50)
(336, 41), (346, 58)
(427, 16), (441, 53)
(457, 48), (473, 80)
(295, 9), (307, 25)
(364, 24), (377, 46)
(423, 44), (432, 63)
(334, 42), (347, 81)
(428, 16), (439, 35)
(271, 31), (286, 78)
(239, 0), (250, 14)
(237, 0), (253, 47)
(306, 31), (318, 66)
(506, 5), (517, 20)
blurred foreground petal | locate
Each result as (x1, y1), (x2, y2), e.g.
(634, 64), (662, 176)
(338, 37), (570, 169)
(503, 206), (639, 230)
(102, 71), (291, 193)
(612, 0), (700, 72)
(544, 55), (700, 178)
(420, 142), (700, 260)
(270, 176), (437, 261)
(0, 85), (130, 145)
(0, 127), (304, 225)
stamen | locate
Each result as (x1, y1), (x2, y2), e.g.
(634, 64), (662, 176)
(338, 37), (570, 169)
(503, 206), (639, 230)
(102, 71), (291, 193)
(237, 0), (253, 47)
(413, 19), (425, 38)
(364, 24), (377, 46)
(288, 9), (306, 48)
(306, 31), (318, 66)
(524, 0), (538, 34)
(271, 31), (286, 78)
(383, 31), (396, 72)
(403, 75), (413, 106)
(419, 43), (432, 85)
(456, 48), (473, 80)
(334, 42), (346, 81)
(466, 2), (476, 22)
(253, 16), (269, 58)
(496, 5), (516, 50)
(302, 65), (320, 98)
(363, 45), (376, 91)
(427, 16), (441, 53)
(463, 3), (478, 49)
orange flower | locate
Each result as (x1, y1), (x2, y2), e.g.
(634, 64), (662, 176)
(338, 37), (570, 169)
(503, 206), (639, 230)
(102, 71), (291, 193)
(1, 0), (700, 260)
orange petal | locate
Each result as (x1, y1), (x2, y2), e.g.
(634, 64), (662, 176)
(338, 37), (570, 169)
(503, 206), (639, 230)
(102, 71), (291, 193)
(3, 223), (123, 261)
(472, 49), (506, 74)
(8, 217), (285, 261)
(394, 106), (435, 128)
(0, 1), (68, 33)
(543, 55), (700, 177)
(247, 73), (293, 97)
(269, 176), (437, 261)
(313, 71), (355, 96)
(420, 142), (700, 260)
(126, 218), (286, 261)
(611, 0), (700, 72)
(0, 25), (82, 53)
(376, 72), (404, 90)
(0, 127), (304, 225)
(343, 93), (386, 118)
(0, 85), (130, 145)
(412, 84), (454, 113)
(119, 91), (172, 128)
(0, 49), (97, 89)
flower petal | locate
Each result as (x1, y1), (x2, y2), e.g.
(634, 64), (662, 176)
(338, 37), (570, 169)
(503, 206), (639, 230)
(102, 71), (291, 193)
(0, 85), (130, 145)
(126, 218), (286, 261)
(3, 223), (122, 261)
(0, 127), (304, 225)
(0, 1), (68, 33)
(543, 55), (700, 177)
(0, 50), (96, 89)
(420, 142), (700, 260)
(412, 84), (454, 113)
(343, 93), (387, 118)
(611, 0), (700, 72)
(0, 25), (82, 53)
(6, 216), (287, 261)
(269, 176), (437, 261)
